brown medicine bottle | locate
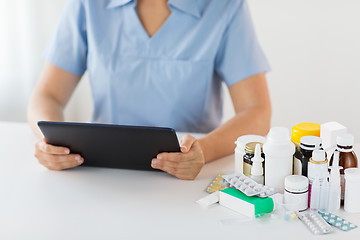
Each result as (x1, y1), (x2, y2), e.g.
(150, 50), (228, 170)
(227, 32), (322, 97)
(329, 133), (358, 203)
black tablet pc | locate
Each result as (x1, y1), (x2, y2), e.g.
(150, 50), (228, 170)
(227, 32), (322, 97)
(37, 121), (180, 171)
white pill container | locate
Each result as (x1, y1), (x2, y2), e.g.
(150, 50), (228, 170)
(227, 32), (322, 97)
(284, 175), (309, 212)
(344, 168), (360, 213)
(264, 127), (295, 193)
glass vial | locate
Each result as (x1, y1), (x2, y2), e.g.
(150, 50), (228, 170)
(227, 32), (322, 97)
(329, 133), (358, 203)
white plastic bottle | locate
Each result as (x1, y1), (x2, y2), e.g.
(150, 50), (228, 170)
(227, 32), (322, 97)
(310, 177), (320, 211)
(307, 149), (329, 208)
(344, 168), (360, 213)
(250, 144), (264, 184)
(328, 151), (342, 211)
(234, 135), (265, 173)
(263, 127), (295, 193)
(319, 176), (329, 212)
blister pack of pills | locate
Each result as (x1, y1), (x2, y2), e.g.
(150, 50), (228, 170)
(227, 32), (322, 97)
(318, 211), (358, 231)
(222, 173), (277, 198)
(206, 174), (228, 193)
(298, 212), (333, 235)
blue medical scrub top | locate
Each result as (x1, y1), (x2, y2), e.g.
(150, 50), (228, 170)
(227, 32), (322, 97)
(45, 0), (270, 133)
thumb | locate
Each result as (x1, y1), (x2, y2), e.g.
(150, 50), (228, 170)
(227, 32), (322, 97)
(180, 134), (196, 153)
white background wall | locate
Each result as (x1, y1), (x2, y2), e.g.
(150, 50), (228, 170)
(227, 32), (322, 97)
(1, 0), (359, 139)
(225, 0), (360, 139)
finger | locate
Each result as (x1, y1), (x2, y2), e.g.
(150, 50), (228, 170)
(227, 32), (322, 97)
(157, 150), (198, 162)
(160, 165), (198, 180)
(157, 151), (197, 163)
(156, 163), (193, 178)
(151, 158), (194, 169)
(35, 151), (83, 164)
(36, 140), (70, 155)
(57, 157), (84, 170)
(35, 151), (83, 170)
(179, 134), (196, 153)
(157, 152), (182, 162)
(39, 157), (83, 170)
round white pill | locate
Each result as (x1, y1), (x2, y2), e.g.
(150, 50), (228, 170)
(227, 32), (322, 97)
(244, 179), (251, 184)
(249, 182), (256, 188)
(240, 185), (247, 191)
(245, 188), (254, 195)
(239, 176), (246, 181)
(310, 226), (317, 231)
(315, 220), (322, 226)
(324, 216), (328, 220)
(254, 186), (261, 191)
(342, 226), (348, 230)
(336, 222), (341, 226)
(330, 219), (335, 223)
(343, 220), (348, 224)
(319, 224), (326, 229)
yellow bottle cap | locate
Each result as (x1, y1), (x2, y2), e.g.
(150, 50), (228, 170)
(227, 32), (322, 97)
(291, 122), (320, 144)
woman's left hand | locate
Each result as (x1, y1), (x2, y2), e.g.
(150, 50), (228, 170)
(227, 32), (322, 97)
(151, 134), (205, 180)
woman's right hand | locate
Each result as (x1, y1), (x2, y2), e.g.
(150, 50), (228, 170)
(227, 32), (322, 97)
(34, 138), (84, 170)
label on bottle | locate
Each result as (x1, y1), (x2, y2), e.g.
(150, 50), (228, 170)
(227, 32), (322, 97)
(284, 189), (308, 212)
(293, 156), (302, 175)
(243, 162), (252, 177)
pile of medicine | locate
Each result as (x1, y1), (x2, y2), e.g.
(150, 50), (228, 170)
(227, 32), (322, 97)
(232, 121), (359, 233)
(198, 121), (359, 234)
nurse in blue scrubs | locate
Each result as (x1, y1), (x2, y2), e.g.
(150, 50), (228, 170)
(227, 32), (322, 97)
(28, 0), (272, 180)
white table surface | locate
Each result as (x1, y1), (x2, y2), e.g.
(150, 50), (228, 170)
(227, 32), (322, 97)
(0, 121), (359, 240)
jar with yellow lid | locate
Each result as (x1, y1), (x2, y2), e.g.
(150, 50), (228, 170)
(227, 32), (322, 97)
(291, 122), (320, 146)
(243, 142), (264, 177)
(292, 122), (320, 175)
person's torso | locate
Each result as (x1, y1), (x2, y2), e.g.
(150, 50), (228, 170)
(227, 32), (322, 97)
(82, 0), (238, 132)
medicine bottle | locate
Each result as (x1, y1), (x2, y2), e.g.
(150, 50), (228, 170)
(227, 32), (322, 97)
(308, 149), (328, 207)
(293, 136), (322, 177)
(243, 142), (264, 177)
(250, 144), (264, 184)
(234, 135), (265, 173)
(329, 133), (358, 203)
(344, 168), (360, 213)
(284, 175), (309, 212)
(264, 127), (295, 193)
(291, 122), (320, 175)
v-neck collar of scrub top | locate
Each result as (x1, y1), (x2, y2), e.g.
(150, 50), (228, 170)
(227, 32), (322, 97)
(106, 0), (201, 18)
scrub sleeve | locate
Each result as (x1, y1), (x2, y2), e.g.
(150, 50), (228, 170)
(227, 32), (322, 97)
(215, 0), (270, 87)
(44, 0), (87, 76)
